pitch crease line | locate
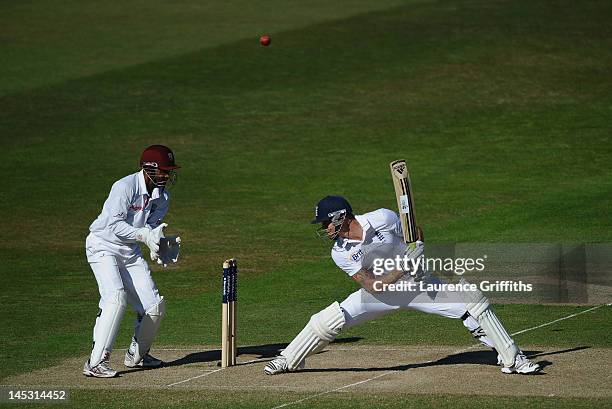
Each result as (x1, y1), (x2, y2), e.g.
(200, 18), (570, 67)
(166, 368), (223, 387)
(270, 303), (609, 409)
(165, 356), (270, 387)
(510, 304), (608, 336)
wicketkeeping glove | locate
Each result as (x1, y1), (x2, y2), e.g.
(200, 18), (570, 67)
(136, 223), (167, 261)
(157, 236), (181, 267)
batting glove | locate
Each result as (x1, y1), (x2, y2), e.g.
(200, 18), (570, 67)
(402, 240), (426, 281)
(404, 240), (424, 260)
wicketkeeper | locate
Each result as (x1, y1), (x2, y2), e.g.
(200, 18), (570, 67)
(264, 196), (540, 375)
(83, 145), (181, 378)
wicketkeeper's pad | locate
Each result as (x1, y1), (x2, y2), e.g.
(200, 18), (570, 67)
(131, 297), (166, 363)
(91, 289), (128, 366)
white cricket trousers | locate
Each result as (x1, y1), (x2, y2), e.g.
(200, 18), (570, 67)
(340, 274), (484, 336)
(87, 250), (161, 315)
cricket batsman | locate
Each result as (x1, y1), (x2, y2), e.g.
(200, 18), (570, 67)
(264, 196), (541, 375)
(83, 145), (181, 378)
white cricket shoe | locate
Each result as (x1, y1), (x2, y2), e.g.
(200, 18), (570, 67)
(501, 353), (541, 374)
(83, 357), (118, 378)
(124, 350), (163, 368)
(264, 356), (305, 375)
(264, 356), (289, 375)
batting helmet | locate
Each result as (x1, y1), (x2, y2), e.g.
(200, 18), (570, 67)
(311, 195), (353, 224)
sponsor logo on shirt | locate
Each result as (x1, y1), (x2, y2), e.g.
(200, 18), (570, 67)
(351, 249), (364, 262)
(375, 230), (385, 242)
(131, 196), (150, 212)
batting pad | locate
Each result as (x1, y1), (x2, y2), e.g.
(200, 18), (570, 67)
(461, 279), (518, 367)
(91, 289), (128, 366)
(477, 308), (519, 367)
(281, 301), (346, 370)
(131, 297), (166, 363)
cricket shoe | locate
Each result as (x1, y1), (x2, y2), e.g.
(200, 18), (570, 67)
(500, 353), (541, 374)
(124, 350), (163, 368)
(264, 356), (305, 375)
(83, 355), (118, 378)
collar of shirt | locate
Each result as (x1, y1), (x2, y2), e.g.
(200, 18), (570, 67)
(336, 214), (370, 246)
(137, 169), (162, 200)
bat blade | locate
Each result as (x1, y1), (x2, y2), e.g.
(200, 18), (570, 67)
(390, 159), (418, 243)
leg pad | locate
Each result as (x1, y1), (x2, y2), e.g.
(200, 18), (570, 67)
(281, 302), (345, 370)
(461, 279), (518, 367)
(91, 290), (128, 366)
(130, 297), (166, 364)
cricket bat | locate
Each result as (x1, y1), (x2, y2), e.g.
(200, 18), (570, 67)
(389, 159), (418, 243)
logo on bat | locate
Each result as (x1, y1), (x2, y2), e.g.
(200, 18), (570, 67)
(392, 162), (407, 177)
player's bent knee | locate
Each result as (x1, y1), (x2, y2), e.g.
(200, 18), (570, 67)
(309, 301), (346, 341)
(281, 302), (346, 370)
(460, 279), (490, 319)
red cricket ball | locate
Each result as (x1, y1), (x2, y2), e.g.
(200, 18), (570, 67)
(260, 35), (271, 46)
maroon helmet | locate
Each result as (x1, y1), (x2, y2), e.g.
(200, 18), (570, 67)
(140, 145), (180, 170)
(140, 145), (180, 188)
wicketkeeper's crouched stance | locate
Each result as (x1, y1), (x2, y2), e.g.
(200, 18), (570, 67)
(83, 145), (181, 378)
(265, 196), (540, 375)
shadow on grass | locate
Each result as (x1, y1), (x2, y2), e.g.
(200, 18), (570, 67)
(298, 346), (590, 374)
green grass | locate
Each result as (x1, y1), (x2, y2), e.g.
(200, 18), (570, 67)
(1, 0), (611, 406)
(0, 0), (415, 96)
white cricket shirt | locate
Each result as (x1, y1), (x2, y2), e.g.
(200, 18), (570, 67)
(331, 208), (406, 276)
(86, 170), (170, 257)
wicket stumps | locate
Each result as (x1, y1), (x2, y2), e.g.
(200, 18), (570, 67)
(221, 259), (237, 367)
